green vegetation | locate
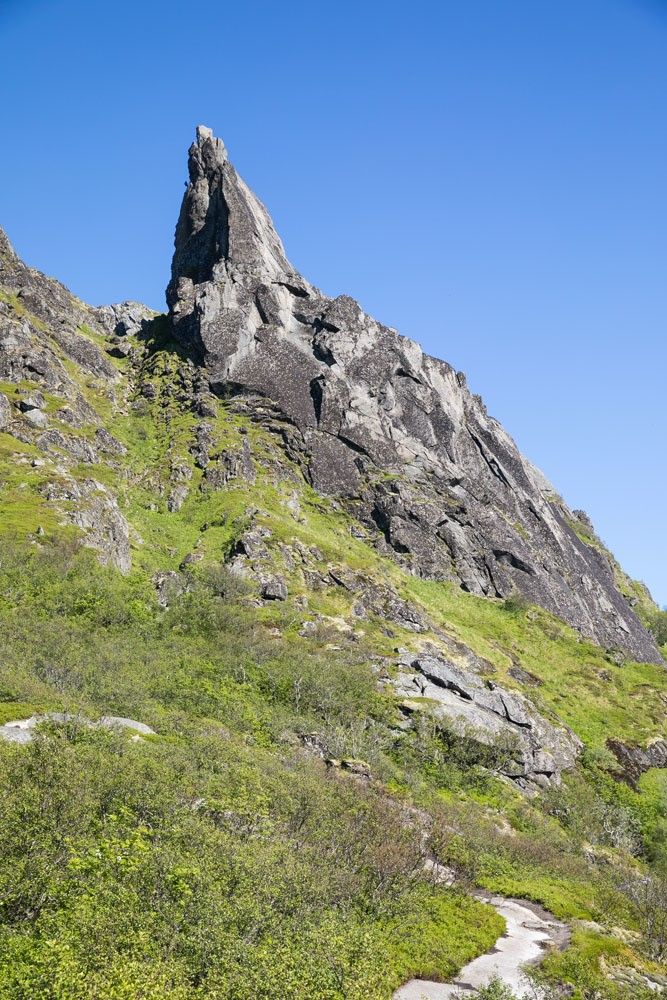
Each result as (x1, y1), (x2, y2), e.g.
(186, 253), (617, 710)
(0, 540), (506, 999)
(0, 320), (664, 999)
(0, 729), (503, 999)
(0, 537), (664, 998)
(647, 607), (667, 648)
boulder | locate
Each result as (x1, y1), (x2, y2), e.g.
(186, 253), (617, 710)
(260, 575), (288, 601)
(0, 723), (34, 744)
(19, 390), (45, 411)
(394, 650), (581, 789)
(0, 391), (11, 429)
(0, 712), (156, 744)
(98, 716), (156, 736)
(24, 408), (48, 428)
(153, 570), (186, 608)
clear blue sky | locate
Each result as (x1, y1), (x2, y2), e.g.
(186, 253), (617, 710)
(1, 0), (665, 605)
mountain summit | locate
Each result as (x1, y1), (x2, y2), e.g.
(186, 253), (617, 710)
(0, 126), (666, 999)
(166, 126), (660, 664)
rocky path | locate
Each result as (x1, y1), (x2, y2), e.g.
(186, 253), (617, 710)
(394, 892), (568, 999)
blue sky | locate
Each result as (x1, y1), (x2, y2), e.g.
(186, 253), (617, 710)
(1, 0), (665, 605)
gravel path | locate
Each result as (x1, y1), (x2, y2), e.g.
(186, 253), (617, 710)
(394, 893), (568, 999)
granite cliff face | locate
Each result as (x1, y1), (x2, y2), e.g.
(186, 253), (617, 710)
(167, 126), (661, 665)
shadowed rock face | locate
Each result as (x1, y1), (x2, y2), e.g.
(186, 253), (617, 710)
(607, 736), (667, 787)
(167, 126), (661, 664)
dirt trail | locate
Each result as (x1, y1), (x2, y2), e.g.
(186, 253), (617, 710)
(394, 892), (568, 999)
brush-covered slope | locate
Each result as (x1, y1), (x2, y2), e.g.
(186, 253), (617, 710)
(0, 133), (665, 1000)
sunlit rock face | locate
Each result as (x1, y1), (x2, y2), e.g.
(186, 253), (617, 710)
(166, 126), (661, 664)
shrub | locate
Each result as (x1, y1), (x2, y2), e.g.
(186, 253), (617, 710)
(502, 592), (529, 615)
(619, 866), (667, 962)
(648, 608), (667, 647)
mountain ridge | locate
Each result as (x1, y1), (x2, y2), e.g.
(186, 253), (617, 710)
(164, 125), (661, 664)
(0, 128), (666, 1000)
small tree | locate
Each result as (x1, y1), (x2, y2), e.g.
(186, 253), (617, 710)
(620, 868), (667, 962)
(648, 608), (667, 647)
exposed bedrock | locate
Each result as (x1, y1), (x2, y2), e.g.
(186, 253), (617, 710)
(167, 126), (661, 664)
(394, 650), (582, 791)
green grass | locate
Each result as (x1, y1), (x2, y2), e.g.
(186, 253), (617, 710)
(539, 927), (664, 1000)
(0, 542), (504, 998)
(404, 577), (666, 751)
(0, 315), (665, 999)
(0, 702), (44, 724)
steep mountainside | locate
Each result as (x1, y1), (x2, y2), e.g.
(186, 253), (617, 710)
(0, 129), (665, 1000)
(167, 127), (660, 665)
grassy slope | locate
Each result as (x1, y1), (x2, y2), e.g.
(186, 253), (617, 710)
(0, 315), (665, 999)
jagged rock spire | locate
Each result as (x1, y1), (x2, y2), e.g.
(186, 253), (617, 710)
(0, 227), (17, 260)
(169, 125), (295, 292)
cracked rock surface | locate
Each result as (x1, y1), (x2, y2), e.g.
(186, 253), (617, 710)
(166, 127), (661, 664)
(393, 650), (582, 790)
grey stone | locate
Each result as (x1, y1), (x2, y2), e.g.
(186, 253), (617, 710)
(139, 381), (157, 400)
(95, 427), (127, 455)
(55, 406), (84, 427)
(168, 484), (189, 512)
(19, 390), (45, 411)
(107, 337), (133, 358)
(202, 438), (255, 490)
(43, 477), (132, 572)
(607, 736), (667, 787)
(190, 422), (213, 468)
(94, 300), (154, 338)
(98, 716), (156, 736)
(299, 732), (328, 758)
(180, 551), (203, 569)
(0, 391), (11, 429)
(166, 128), (661, 665)
(393, 650), (582, 788)
(260, 575), (288, 601)
(23, 407), (48, 428)
(0, 712), (155, 744)
(328, 568), (429, 632)
(153, 570), (186, 608)
(235, 525), (271, 561)
(36, 429), (97, 463)
(0, 723), (34, 744)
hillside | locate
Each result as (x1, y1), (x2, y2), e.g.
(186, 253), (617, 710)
(0, 128), (665, 1000)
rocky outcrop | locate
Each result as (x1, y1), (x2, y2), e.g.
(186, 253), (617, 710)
(42, 477), (132, 573)
(607, 736), (667, 787)
(394, 650), (582, 790)
(167, 128), (662, 664)
(0, 234), (136, 570)
(0, 230), (118, 385)
(0, 391), (11, 429)
(0, 713), (156, 744)
(93, 301), (155, 339)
